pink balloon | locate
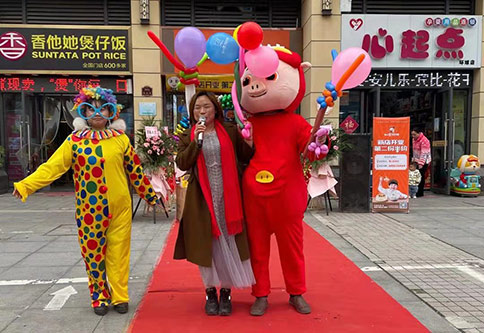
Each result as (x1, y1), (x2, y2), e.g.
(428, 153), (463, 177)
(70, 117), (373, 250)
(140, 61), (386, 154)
(245, 46), (279, 78)
(331, 48), (372, 90)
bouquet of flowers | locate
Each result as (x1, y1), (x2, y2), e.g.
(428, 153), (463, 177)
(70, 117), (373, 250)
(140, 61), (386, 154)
(135, 117), (177, 177)
(302, 120), (352, 183)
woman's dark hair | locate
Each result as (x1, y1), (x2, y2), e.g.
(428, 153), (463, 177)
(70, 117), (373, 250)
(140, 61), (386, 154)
(411, 127), (422, 134)
(188, 91), (224, 126)
(410, 161), (418, 168)
(389, 179), (398, 186)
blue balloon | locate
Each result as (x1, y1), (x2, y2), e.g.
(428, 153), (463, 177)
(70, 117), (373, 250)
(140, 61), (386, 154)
(206, 33), (239, 65)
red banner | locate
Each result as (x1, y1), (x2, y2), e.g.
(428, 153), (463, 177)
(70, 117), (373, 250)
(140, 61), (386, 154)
(372, 117), (410, 213)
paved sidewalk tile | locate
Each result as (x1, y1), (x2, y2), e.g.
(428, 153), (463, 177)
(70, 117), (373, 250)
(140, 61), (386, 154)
(311, 210), (484, 332)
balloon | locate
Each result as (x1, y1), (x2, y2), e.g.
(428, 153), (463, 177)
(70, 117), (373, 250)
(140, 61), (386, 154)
(148, 31), (185, 70)
(233, 24), (242, 43)
(331, 47), (371, 90)
(237, 22), (263, 50)
(245, 46), (279, 78)
(174, 27), (206, 68)
(238, 46), (245, 76)
(231, 81), (246, 130)
(206, 33), (239, 65)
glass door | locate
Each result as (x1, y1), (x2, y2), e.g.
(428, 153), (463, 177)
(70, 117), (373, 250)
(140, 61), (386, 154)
(431, 88), (454, 194)
(18, 92), (42, 176)
(3, 93), (23, 182)
(367, 87), (380, 133)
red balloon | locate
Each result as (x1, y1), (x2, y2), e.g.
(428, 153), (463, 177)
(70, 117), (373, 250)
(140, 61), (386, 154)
(237, 22), (263, 50)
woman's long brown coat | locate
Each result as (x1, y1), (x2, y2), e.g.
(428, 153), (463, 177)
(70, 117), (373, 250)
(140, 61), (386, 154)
(174, 122), (254, 267)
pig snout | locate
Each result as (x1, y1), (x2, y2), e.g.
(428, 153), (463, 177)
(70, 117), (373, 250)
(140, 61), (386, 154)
(248, 80), (267, 97)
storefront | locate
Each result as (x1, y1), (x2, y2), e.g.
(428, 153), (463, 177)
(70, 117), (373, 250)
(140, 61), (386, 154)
(0, 26), (133, 186)
(339, 14), (482, 194)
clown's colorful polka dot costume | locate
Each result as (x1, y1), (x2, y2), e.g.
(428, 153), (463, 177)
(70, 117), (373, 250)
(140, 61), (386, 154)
(13, 87), (158, 311)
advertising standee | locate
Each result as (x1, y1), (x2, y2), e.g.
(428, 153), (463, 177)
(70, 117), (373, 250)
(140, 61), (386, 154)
(372, 117), (410, 213)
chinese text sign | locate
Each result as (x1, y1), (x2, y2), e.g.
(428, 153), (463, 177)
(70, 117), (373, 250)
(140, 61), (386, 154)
(342, 15), (482, 68)
(372, 117), (410, 213)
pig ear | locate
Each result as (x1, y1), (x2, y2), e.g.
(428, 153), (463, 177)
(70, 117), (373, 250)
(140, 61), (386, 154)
(301, 62), (312, 70)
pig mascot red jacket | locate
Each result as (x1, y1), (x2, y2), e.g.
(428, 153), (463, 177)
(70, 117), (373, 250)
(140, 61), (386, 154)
(240, 48), (313, 316)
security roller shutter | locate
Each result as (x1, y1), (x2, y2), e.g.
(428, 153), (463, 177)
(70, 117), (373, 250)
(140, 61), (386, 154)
(0, 1), (23, 23)
(0, 0), (131, 25)
(162, 0), (301, 28)
(351, 0), (474, 14)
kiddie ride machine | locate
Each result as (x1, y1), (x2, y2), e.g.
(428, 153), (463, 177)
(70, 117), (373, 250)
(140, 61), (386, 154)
(450, 154), (481, 196)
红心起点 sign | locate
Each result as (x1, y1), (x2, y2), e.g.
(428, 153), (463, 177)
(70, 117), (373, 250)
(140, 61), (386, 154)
(342, 15), (482, 68)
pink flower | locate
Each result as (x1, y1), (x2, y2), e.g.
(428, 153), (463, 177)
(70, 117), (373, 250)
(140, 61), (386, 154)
(153, 145), (159, 151)
(147, 149), (153, 155)
(334, 145), (339, 150)
(143, 142), (150, 148)
(153, 136), (159, 141)
(331, 136), (337, 141)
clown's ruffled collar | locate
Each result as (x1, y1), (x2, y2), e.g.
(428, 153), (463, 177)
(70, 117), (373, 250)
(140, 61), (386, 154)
(72, 117), (126, 140)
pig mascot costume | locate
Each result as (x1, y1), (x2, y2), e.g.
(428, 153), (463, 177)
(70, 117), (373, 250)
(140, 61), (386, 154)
(240, 47), (314, 316)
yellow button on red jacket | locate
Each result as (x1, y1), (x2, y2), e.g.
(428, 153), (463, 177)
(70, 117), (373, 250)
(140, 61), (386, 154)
(255, 170), (274, 183)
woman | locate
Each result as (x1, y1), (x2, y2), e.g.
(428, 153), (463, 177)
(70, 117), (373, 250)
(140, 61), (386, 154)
(411, 128), (431, 197)
(13, 86), (158, 316)
(174, 91), (255, 316)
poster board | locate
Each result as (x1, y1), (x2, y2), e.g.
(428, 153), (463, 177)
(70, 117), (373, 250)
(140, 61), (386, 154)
(372, 117), (410, 213)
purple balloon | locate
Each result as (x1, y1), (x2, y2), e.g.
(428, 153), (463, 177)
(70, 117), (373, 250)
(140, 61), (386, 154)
(174, 27), (206, 68)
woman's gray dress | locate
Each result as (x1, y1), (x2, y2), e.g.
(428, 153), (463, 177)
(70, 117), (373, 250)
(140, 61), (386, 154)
(198, 131), (255, 289)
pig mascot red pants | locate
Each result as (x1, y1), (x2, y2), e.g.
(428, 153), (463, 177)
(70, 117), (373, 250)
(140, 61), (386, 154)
(240, 48), (314, 315)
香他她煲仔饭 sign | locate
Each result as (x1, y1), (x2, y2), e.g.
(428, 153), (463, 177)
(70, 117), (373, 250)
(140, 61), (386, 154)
(0, 27), (130, 72)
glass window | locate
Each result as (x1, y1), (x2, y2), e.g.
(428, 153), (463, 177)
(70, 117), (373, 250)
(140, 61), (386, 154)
(452, 90), (468, 164)
(2, 93), (24, 182)
(117, 95), (134, 142)
(340, 90), (362, 133)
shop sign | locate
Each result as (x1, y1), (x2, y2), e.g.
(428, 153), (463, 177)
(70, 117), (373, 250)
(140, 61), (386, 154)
(0, 27), (130, 72)
(342, 15), (482, 68)
(166, 74), (234, 93)
(372, 117), (410, 213)
(361, 71), (471, 88)
(0, 76), (131, 94)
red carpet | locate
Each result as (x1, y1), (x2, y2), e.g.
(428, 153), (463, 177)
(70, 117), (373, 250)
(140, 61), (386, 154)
(129, 222), (428, 332)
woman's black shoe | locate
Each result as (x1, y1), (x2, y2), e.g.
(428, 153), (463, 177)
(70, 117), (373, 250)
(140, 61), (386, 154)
(114, 303), (129, 314)
(93, 305), (108, 316)
(205, 287), (219, 315)
(219, 288), (232, 316)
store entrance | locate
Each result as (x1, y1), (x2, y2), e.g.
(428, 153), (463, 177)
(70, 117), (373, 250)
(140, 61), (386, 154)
(379, 88), (469, 195)
(1, 93), (76, 186)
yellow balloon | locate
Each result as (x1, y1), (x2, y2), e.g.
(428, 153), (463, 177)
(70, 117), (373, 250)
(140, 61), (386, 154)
(233, 24), (242, 44)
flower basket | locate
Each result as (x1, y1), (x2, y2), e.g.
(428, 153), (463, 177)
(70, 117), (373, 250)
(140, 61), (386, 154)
(135, 117), (177, 213)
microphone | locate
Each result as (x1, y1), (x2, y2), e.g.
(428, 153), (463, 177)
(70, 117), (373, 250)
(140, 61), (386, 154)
(197, 116), (206, 148)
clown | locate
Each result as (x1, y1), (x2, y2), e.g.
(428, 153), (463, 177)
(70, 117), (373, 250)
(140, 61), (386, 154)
(239, 48), (315, 316)
(13, 86), (158, 315)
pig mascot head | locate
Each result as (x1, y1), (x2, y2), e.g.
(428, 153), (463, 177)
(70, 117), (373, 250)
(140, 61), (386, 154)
(240, 48), (311, 114)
